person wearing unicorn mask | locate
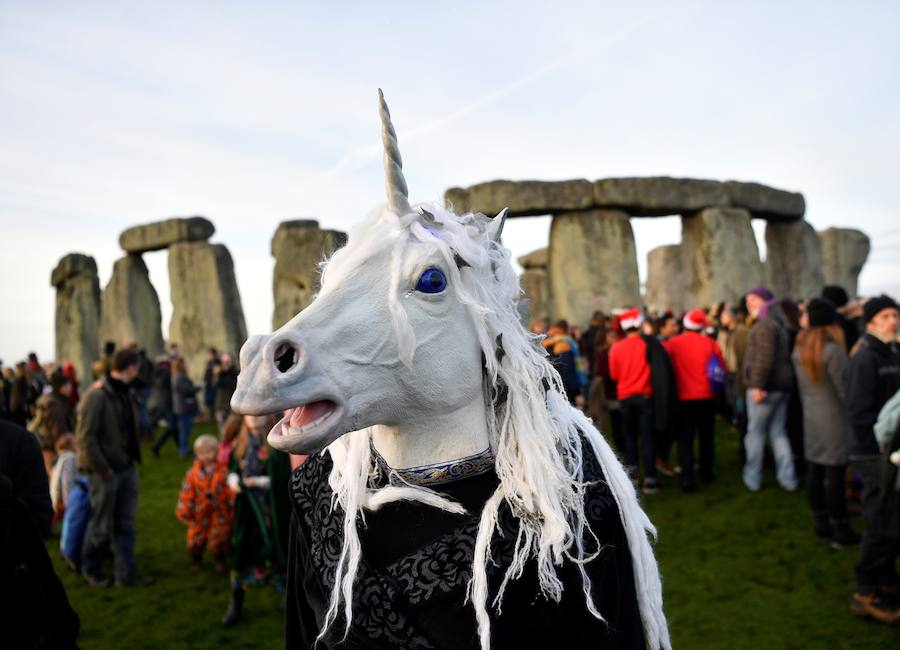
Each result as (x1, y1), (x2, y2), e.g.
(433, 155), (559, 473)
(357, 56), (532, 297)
(230, 91), (670, 650)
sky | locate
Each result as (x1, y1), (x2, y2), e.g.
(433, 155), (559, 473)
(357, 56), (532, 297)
(2, 1), (899, 365)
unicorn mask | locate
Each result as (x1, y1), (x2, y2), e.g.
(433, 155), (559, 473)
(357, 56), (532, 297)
(231, 90), (507, 467)
(231, 91), (670, 650)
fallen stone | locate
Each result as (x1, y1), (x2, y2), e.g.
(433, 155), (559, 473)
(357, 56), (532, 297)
(445, 179), (593, 217)
(549, 210), (640, 325)
(99, 254), (165, 358)
(168, 242), (247, 384)
(119, 216), (215, 253)
(765, 220), (823, 301)
(517, 247), (548, 270)
(819, 228), (870, 298)
(681, 207), (764, 308)
(645, 245), (686, 313)
(271, 220), (348, 330)
(51, 253), (100, 384)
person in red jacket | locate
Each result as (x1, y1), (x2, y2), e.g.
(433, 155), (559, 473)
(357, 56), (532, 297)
(663, 309), (726, 491)
(609, 308), (658, 494)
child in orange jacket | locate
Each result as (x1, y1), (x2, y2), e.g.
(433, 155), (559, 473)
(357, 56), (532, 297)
(176, 434), (234, 570)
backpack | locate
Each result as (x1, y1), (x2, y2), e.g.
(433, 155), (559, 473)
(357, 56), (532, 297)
(60, 477), (90, 570)
(707, 354), (726, 394)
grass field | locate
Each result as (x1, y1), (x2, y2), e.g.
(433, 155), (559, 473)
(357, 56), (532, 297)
(46, 420), (898, 649)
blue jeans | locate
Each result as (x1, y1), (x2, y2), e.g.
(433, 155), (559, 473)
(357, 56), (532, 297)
(743, 390), (797, 490)
(81, 465), (138, 581)
(176, 413), (195, 457)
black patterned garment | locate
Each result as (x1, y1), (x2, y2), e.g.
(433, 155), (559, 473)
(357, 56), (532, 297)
(285, 442), (646, 649)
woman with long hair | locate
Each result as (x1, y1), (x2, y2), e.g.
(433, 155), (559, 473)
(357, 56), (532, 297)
(221, 414), (292, 627)
(792, 298), (859, 548)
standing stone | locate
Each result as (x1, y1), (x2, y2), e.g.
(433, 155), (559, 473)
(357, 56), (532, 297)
(99, 254), (165, 358)
(119, 216), (215, 253)
(51, 254), (100, 384)
(681, 207), (764, 308)
(645, 245), (686, 313)
(168, 242), (247, 384)
(517, 248), (550, 324)
(765, 220), (824, 301)
(271, 220), (347, 330)
(819, 228), (870, 298)
(549, 210), (640, 325)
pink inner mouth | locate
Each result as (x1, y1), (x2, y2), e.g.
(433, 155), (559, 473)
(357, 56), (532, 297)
(286, 400), (337, 430)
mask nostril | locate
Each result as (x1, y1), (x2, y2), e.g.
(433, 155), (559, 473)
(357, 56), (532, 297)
(274, 342), (298, 373)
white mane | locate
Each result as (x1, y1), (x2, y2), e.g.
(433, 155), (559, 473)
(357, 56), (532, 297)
(316, 202), (670, 650)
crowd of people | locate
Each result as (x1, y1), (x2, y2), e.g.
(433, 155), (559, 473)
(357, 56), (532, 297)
(1, 282), (898, 646)
(533, 285), (900, 625)
(0, 341), (286, 647)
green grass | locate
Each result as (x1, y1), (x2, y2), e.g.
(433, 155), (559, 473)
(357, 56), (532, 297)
(47, 420), (897, 649)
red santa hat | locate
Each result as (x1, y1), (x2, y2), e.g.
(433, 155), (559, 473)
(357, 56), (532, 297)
(620, 307), (644, 331)
(683, 309), (707, 331)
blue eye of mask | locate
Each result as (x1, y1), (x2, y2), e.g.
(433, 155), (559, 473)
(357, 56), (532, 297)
(415, 267), (447, 294)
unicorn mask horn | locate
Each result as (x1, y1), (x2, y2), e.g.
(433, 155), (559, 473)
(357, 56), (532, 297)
(378, 88), (412, 217)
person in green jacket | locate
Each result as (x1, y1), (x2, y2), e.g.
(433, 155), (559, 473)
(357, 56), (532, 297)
(221, 414), (291, 626)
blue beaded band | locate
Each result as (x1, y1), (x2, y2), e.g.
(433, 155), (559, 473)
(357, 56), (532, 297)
(372, 444), (496, 487)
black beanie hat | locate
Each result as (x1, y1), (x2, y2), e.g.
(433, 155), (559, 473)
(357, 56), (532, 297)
(807, 298), (836, 327)
(821, 285), (849, 308)
(863, 294), (899, 324)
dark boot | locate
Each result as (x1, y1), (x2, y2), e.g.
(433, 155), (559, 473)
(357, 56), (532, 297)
(830, 519), (861, 549)
(221, 587), (244, 627)
(812, 511), (831, 540)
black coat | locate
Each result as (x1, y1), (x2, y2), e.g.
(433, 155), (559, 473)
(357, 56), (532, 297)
(285, 444), (646, 649)
(642, 334), (677, 433)
(214, 367), (239, 413)
(845, 333), (900, 458)
(0, 420), (80, 648)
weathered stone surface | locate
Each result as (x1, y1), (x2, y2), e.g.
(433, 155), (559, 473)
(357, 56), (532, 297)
(765, 220), (823, 301)
(446, 176), (804, 220)
(549, 210), (640, 325)
(99, 254), (165, 357)
(593, 177), (729, 216)
(681, 208), (764, 308)
(645, 245), (686, 313)
(724, 181), (805, 221)
(271, 220), (348, 329)
(445, 179), (593, 217)
(819, 228), (870, 298)
(51, 253), (100, 384)
(520, 269), (550, 324)
(168, 242), (247, 384)
(119, 216), (215, 253)
(517, 247), (548, 270)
